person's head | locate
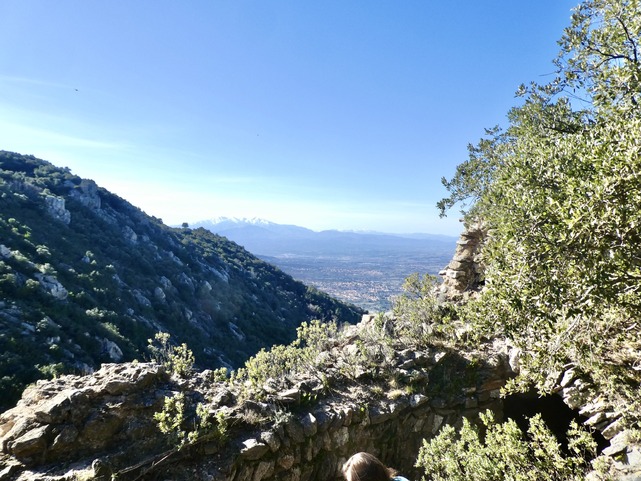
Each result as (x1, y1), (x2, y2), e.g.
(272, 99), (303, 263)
(342, 452), (397, 481)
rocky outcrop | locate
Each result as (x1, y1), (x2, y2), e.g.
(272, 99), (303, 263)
(0, 245), (12, 259)
(99, 338), (124, 362)
(33, 273), (68, 300)
(1, 293), (639, 481)
(43, 195), (71, 225)
(70, 179), (101, 210)
(0, 363), (170, 477)
(438, 221), (485, 302)
(556, 368), (641, 480)
(122, 225), (138, 244)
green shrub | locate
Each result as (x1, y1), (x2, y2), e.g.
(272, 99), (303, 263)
(435, 0), (641, 421)
(416, 410), (597, 481)
(154, 393), (228, 449)
(147, 332), (195, 378)
(392, 273), (460, 347)
(235, 319), (337, 393)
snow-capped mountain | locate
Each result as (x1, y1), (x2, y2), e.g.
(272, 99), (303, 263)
(198, 216), (277, 229)
(190, 218), (316, 246)
(190, 217), (456, 258)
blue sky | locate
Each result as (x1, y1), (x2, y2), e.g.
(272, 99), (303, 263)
(1, 1), (576, 235)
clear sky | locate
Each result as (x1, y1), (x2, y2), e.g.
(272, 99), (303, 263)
(0, 1), (577, 236)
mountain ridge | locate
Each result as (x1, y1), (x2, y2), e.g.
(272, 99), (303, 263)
(190, 218), (457, 256)
(0, 151), (364, 412)
(191, 217), (456, 241)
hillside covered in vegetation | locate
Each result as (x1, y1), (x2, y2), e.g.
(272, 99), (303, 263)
(0, 151), (364, 412)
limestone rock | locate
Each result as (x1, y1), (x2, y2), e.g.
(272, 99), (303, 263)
(438, 221), (486, 302)
(301, 413), (317, 437)
(70, 179), (101, 210)
(100, 338), (124, 362)
(561, 379), (590, 410)
(167, 250), (183, 265)
(178, 272), (196, 292)
(154, 286), (166, 302)
(34, 273), (68, 300)
(508, 347), (521, 374)
(285, 418), (305, 444)
(559, 368), (577, 388)
(229, 322), (246, 342)
(260, 431), (281, 452)
(277, 388), (301, 404)
(123, 225), (138, 244)
(0, 363), (168, 468)
(132, 289), (152, 307)
(241, 439), (269, 461)
(44, 195), (71, 225)
(603, 419), (625, 440)
(0, 245), (12, 259)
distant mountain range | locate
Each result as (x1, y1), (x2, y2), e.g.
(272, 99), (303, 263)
(191, 217), (457, 257)
(191, 218), (458, 312)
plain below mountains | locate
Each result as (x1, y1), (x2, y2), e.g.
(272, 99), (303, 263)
(0, 151), (364, 412)
(191, 218), (458, 312)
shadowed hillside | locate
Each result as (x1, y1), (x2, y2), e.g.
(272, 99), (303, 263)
(0, 151), (364, 412)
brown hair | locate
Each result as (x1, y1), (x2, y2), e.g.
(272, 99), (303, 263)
(342, 453), (397, 481)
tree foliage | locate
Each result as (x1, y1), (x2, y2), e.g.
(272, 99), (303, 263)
(393, 273), (460, 346)
(438, 0), (641, 419)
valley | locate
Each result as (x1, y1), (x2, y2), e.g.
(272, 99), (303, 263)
(193, 218), (458, 312)
(260, 251), (452, 312)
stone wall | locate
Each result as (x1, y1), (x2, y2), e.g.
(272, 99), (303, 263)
(224, 376), (505, 481)
(438, 221), (485, 302)
(0, 333), (511, 481)
(2, 340), (637, 481)
(556, 368), (641, 480)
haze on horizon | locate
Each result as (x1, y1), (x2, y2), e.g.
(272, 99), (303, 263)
(0, 1), (576, 236)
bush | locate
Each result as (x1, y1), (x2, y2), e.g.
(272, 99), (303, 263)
(147, 332), (195, 378)
(392, 273), (459, 346)
(416, 410), (597, 481)
(154, 393), (228, 449)
(436, 0), (641, 420)
(234, 320), (338, 393)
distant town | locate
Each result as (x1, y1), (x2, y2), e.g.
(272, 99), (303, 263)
(260, 251), (452, 313)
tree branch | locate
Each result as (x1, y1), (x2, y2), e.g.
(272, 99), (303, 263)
(615, 15), (639, 65)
